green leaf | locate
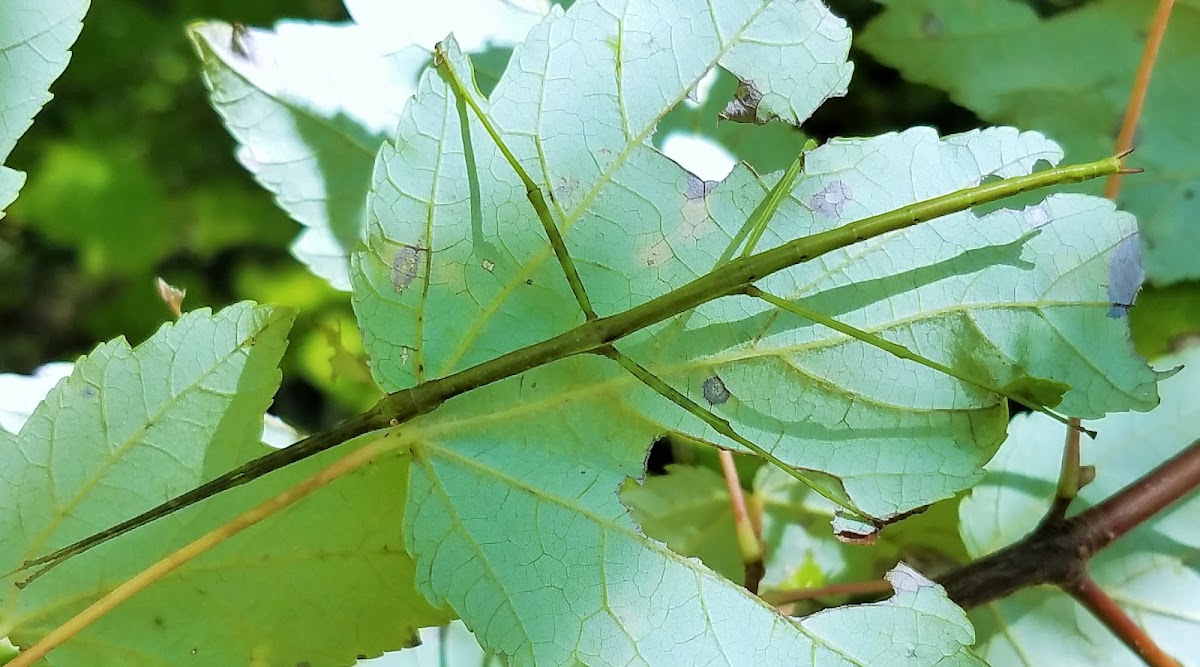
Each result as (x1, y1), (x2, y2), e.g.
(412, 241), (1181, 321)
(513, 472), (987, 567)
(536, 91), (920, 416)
(0, 0), (88, 218)
(858, 0), (1200, 284)
(355, 2), (1160, 525)
(188, 20), (422, 291)
(0, 303), (449, 664)
(189, 1), (548, 290)
(959, 347), (1200, 665)
(348, 0), (1160, 657)
(630, 128), (1164, 520)
(399, 359), (981, 664)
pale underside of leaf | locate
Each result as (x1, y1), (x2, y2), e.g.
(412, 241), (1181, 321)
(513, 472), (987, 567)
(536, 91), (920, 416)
(398, 358), (981, 665)
(0, 0), (88, 217)
(188, 20), (419, 291)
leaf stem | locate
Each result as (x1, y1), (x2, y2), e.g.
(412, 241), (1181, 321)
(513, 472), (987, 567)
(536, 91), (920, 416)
(939, 439), (1200, 614)
(716, 449), (765, 593)
(1064, 575), (1181, 667)
(8, 434), (403, 666)
(1104, 0), (1175, 200)
(434, 42), (597, 320)
(17, 154), (1123, 578)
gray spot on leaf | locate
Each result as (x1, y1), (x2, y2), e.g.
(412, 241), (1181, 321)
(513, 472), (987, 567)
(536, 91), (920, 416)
(685, 173), (718, 201)
(1022, 202), (1052, 228)
(702, 375), (730, 405)
(1107, 234), (1143, 318)
(390, 245), (426, 293)
(810, 180), (853, 217)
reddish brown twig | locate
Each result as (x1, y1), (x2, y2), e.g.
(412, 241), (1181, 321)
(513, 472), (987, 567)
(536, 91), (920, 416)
(1065, 575), (1181, 667)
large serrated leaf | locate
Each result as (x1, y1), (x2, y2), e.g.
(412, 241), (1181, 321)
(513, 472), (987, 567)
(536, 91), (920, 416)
(346, 0), (1165, 655)
(627, 127), (1165, 519)
(397, 358), (981, 664)
(0, 304), (450, 665)
(353, 0), (1160, 526)
(352, 0), (854, 390)
(858, 0), (1200, 285)
(959, 348), (1200, 665)
(0, 0), (88, 218)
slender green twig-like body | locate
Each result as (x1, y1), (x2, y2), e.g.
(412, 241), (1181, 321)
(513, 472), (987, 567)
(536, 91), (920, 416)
(745, 286), (1090, 435)
(14, 154), (1125, 581)
(434, 44), (598, 320)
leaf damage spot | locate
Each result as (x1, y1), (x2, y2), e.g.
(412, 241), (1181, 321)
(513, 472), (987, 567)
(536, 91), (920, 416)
(552, 176), (580, 205)
(390, 245), (427, 292)
(1107, 233), (1144, 318)
(810, 180), (853, 217)
(719, 80), (764, 124)
(685, 173), (718, 202)
(679, 174), (719, 244)
(702, 375), (730, 405)
(482, 259), (495, 272)
(1022, 202), (1052, 228)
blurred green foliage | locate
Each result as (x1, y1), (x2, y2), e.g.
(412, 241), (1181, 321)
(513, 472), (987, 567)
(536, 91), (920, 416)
(0, 0), (384, 430)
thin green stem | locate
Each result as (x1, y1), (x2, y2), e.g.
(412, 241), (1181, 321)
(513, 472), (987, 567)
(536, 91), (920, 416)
(14, 154), (1123, 578)
(434, 43), (597, 319)
(744, 286), (1089, 435)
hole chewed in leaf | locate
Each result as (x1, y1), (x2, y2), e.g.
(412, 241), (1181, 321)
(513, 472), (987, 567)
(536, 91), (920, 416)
(390, 244), (427, 292)
(702, 375), (731, 405)
(810, 180), (853, 217)
(1107, 233), (1144, 318)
